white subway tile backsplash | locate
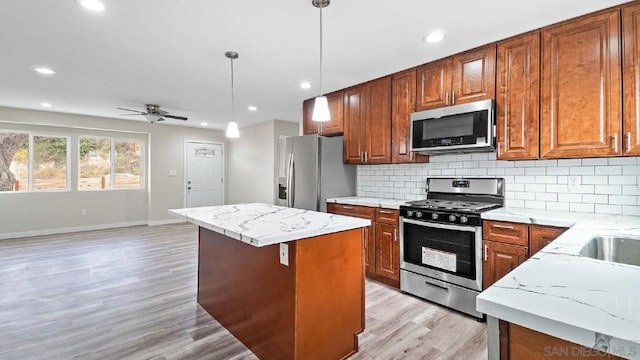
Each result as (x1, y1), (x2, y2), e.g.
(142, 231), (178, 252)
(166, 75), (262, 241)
(356, 156), (640, 216)
(570, 203), (594, 213)
(609, 176), (637, 185)
(570, 166), (595, 175)
(595, 166), (621, 175)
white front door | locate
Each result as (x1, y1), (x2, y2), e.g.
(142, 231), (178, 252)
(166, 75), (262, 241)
(185, 142), (223, 207)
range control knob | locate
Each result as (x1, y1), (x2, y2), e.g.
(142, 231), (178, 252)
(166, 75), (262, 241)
(460, 216), (468, 224)
(431, 213), (439, 220)
(448, 214), (457, 222)
(407, 210), (414, 217)
(415, 211), (423, 218)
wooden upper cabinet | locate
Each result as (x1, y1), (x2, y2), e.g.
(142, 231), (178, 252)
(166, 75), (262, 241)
(417, 45), (496, 111)
(366, 77), (392, 163)
(301, 91), (344, 136)
(496, 32), (541, 160)
(451, 44), (497, 105)
(343, 85), (367, 164)
(302, 98), (317, 135)
(623, 3), (640, 155)
(343, 77), (392, 164)
(417, 58), (452, 111)
(541, 10), (622, 158)
(391, 68), (429, 163)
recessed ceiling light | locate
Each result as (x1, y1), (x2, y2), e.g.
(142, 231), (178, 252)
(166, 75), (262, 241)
(300, 81), (312, 89)
(34, 67), (56, 75)
(200, 122), (208, 127)
(79, 0), (105, 12)
(40, 102), (53, 108)
(247, 105), (258, 112)
(424, 31), (445, 43)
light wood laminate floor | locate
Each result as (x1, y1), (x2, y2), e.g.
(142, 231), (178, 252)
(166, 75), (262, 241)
(0, 224), (487, 360)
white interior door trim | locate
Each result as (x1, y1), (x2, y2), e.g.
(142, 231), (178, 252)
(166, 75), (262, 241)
(183, 140), (225, 208)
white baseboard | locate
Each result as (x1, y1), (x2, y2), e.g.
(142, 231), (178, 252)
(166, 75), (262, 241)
(0, 221), (148, 240)
(147, 218), (186, 226)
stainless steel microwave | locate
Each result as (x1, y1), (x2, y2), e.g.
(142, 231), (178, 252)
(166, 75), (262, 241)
(410, 99), (495, 154)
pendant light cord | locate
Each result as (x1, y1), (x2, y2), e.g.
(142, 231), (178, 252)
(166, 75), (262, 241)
(319, 2), (323, 97)
(230, 58), (235, 122)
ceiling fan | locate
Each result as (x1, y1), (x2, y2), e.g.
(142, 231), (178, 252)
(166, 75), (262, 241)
(118, 104), (188, 123)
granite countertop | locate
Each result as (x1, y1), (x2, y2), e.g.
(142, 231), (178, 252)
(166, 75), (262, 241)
(478, 207), (640, 359)
(326, 196), (409, 210)
(169, 203), (371, 247)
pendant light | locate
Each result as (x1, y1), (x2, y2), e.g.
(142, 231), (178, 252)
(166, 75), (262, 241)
(311, 0), (331, 122)
(225, 51), (240, 138)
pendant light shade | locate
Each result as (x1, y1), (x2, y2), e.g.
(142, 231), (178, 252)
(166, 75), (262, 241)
(225, 51), (240, 138)
(226, 121), (240, 138)
(312, 0), (331, 123)
(312, 96), (330, 122)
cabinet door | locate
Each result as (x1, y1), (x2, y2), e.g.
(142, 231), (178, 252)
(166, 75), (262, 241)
(623, 3), (640, 155)
(451, 44), (497, 105)
(483, 240), (527, 289)
(416, 58), (452, 111)
(528, 225), (567, 257)
(302, 98), (318, 135)
(541, 10), (622, 158)
(365, 76), (392, 164)
(319, 91), (344, 136)
(497, 32), (540, 160)
(364, 224), (375, 275)
(391, 68), (429, 163)
(375, 223), (399, 281)
(343, 85), (366, 164)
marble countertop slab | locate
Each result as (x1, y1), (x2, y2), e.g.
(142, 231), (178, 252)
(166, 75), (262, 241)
(326, 196), (410, 210)
(169, 203), (371, 247)
(478, 207), (640, 359)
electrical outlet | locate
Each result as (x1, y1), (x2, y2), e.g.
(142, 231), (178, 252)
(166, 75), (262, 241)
(168, 170), (177, 177)
(279, 243), (289, 266)
(568, 176), (580, 190)
(81, 209), (87, 216)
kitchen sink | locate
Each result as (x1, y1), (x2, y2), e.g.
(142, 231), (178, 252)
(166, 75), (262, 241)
(579, 235), (640, 267)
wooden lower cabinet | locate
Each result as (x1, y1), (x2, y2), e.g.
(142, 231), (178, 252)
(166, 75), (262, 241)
(483, 240), (527, 289)
(529, 225), (567, 257)
(501, 322), (624, 359)
(327, 203), (400, 288)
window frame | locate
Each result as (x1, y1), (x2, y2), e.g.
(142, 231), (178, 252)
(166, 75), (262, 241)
(78, 135), (145, 192)
(28, 132), (71, 192)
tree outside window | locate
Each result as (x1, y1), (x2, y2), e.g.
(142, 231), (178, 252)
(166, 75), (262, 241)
(0, 132), (28, 192)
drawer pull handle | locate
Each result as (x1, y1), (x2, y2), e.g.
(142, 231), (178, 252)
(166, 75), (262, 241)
(492, 224), (514, 230)
(342, 206), (354, 210)
(425, 281), (449, 291)
(379, 210), (392, 214)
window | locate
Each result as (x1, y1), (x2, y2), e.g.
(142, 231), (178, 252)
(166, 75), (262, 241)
(79, 137), (143, 190)
(0, 132), (69, 192)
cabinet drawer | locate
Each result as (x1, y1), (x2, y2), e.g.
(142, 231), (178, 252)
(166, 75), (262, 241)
(375, 208), (399, 225)
(483, 221), (528, 246)
(327, 203), (375, 219)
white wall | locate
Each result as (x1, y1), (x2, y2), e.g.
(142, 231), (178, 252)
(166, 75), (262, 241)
(0, 106), (226, 238)
(357, 153), (640, 216)
(227, 120), (299, 204)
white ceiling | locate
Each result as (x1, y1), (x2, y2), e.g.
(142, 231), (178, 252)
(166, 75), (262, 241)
(0, 0), (630, 130)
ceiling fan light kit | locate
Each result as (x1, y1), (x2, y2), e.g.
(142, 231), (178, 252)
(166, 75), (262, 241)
(311, 0), (331, 123)
(225, 51), (240, 138)
(117, 104), (188, 123)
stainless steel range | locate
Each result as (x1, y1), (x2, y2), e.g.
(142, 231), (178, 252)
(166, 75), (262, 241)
(399, 178), (504, 319)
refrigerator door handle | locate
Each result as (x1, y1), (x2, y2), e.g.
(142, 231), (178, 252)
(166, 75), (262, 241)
(289, 153), (295, 208)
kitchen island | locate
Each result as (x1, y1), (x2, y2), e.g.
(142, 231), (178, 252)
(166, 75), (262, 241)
(478, 208), (640, 359)
(169, 203), (371, 360)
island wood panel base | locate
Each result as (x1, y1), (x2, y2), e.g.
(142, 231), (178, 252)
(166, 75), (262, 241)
(499, 321), (624, 359)
(197, 227), (364, 360)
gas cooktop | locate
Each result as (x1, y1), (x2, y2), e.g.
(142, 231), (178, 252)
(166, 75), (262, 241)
(404, 199), (501, 213)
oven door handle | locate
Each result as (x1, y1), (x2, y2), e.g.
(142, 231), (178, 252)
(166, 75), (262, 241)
(401, 218), (478, 232)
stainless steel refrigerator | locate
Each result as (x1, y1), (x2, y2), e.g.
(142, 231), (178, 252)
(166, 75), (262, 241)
(276, 135), (355, 212)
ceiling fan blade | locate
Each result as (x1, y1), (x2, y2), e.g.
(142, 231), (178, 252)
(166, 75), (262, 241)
(117, 107), (147, 115)
(156, 117), (165, 122)
(164, 114), (188, 121)
(120, 113), (148, 116)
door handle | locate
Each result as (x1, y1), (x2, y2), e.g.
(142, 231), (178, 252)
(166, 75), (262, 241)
(451, 91), (455, 105)
(445, 92), (449, 106)
(613, 133), (619, 153)
(290, 154), (295, 208)
(394, 228), (398, 241)
(484, 244), (488, 261)
(364, 151), (368, 163)
(286, 153), (294, 208)
(626, 132), (632, 152)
